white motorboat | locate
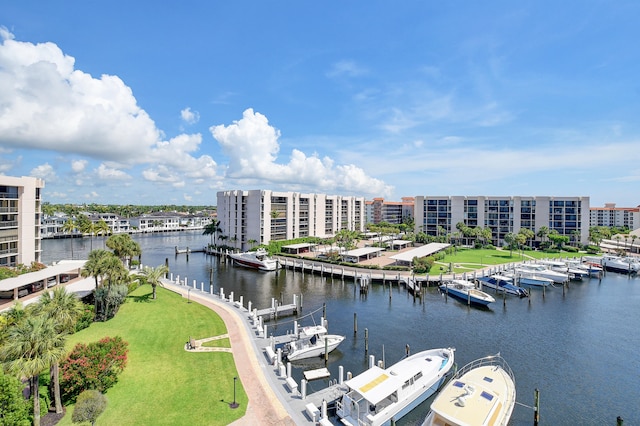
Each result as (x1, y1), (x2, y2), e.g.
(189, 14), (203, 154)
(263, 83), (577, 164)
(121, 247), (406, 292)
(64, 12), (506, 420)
(599, 255), (640, 274)
(337, 347), (455, 426)
(284, 325), (345, 361)
(514, 263), (569, 283)
(422, 353), (516, 426)
(539, 260), (587, 280)
(440, 280), (495, 306)
(228, 248), (279, 271)
(504, 270), (553, 287)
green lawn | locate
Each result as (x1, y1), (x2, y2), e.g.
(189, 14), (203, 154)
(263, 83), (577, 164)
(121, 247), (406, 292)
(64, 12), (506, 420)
(429, 248), (584, 274)
(57, 286), (247, 425)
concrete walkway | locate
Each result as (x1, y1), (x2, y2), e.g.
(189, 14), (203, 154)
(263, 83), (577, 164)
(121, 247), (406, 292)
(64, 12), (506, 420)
(162, 280), (297, 426)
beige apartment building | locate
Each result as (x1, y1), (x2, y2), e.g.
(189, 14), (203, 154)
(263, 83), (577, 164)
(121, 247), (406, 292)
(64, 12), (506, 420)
(217, 190), (365, 251)
(414, 195), (590, 246)
(0, 176), (45, 267)
(589, 203), (640, 230)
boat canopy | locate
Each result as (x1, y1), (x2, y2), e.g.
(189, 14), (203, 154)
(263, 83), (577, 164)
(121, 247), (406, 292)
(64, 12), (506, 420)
(343, 366), (404, 405)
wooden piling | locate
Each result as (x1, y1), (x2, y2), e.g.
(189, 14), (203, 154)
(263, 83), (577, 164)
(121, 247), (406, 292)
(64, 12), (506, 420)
(534, 388), (540, 426)
(353, 313), (357, 334)
(364, 328), (369, 354)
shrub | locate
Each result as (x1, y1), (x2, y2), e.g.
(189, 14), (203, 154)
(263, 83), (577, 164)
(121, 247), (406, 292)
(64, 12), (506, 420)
(72, 390), (107, 425)
(60, 336), (129, 402)
(75, 304), (95, 332)
(0, 369), (31, 426)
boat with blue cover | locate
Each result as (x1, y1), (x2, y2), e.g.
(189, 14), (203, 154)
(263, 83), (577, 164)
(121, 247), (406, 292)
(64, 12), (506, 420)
(477, 275), (529, 297)
(439, 280), (495, 306)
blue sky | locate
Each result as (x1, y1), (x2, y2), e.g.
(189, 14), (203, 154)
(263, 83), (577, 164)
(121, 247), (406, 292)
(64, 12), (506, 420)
(2, 1), (639, 207)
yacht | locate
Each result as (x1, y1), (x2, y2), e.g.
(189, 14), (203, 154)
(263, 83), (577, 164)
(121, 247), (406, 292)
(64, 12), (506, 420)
(337, 347), (455, 426)
(514, 263), (569, 283)
(228, 248), (279, 271)
(422, 354), (516, 426)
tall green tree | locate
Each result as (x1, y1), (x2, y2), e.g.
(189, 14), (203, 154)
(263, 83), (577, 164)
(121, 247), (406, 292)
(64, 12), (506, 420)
(106, 234), (141, 268)
(62, 218), (77, 259)
(139, 265), (170, 299)
(33, 288), (84, 413)
(202, 219), (222, 246)
(0, 316), (66, 426)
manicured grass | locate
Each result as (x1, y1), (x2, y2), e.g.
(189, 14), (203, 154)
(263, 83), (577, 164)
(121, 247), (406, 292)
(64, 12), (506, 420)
(202, 338), (231, 348)
(57, 286), (247, 425)
(430, 248), (585, 274)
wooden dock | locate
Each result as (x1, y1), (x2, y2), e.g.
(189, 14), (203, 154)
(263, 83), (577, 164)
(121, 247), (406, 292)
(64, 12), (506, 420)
(255, 294), (301, 319)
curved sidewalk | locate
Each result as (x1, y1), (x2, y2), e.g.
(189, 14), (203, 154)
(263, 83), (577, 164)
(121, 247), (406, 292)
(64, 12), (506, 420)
(163, 280), (297, 426)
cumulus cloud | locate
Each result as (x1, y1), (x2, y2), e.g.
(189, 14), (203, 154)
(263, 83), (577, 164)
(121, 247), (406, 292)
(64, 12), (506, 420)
(30, 163), (57, 181)
(181, 107), (199, 124)
(210, 109), (393, 195)
(96, 164), (131, 180)
(71, 159), (88, 172)
(0, 29), (219, 181)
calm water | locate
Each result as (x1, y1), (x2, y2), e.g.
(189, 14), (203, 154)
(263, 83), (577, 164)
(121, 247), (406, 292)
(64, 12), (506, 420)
(43, 232), (640, 425)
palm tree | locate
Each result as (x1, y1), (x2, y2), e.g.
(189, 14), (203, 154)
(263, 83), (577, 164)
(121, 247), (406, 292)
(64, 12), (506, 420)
(202, 219), (222, 247)
(106, 234), (141, 269)
(81, 221), (99, 251)
(82, 249), (112, 317)
(62, 218), (77, 259)
(95, 220), (110, 248)
(139, 265), (170, 299)
(247, 239), (258, 249)
(0, 316), (66, 426)
(537, 226), (549, 245)
(33, 287), (83, 413)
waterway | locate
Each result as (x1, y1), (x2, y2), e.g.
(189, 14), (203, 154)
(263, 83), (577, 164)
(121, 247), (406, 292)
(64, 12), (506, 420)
(42, 231), (640, 425)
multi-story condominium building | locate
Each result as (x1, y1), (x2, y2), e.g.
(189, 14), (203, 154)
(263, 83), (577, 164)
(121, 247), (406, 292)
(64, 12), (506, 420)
(589, 203), (640, 230)
(365, 197), (415, 225)
(128, 212), (211, 232)
(217, 190), (365, 251)
(88, 213), (131, 234)
(0, 176), (45, 266)
(414, 195), (590, 246)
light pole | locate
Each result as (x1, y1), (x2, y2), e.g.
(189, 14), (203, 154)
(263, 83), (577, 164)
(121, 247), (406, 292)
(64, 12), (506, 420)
(229, 376), (239, 409)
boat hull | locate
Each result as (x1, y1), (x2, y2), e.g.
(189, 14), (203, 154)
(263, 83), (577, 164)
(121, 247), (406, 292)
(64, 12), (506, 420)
(337, 348), (455, 426)
(286, 335), (345, 361)
(477, 276), (528, 297)
(440, 283), (495, 306)
(228, 252), (279, 271)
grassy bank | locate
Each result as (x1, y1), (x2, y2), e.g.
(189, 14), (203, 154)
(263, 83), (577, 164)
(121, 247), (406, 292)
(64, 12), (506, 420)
(57, 286), (247, 425)
(432, 248), (584, 274)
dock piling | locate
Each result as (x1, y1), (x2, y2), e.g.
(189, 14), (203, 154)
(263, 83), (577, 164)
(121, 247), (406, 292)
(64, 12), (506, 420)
(353, 312), (357, 334)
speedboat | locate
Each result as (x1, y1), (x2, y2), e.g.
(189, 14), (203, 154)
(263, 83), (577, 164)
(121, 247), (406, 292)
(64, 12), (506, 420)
(228, 248), (279, 271)
(284, 325), (345, 361)
(337, 347), (455, 426)
(599, 255), (640, 274)
(422, 353), (516, 426)
(566, 259), (603, 278)
(503, 270), (553, 287)
(514, 263), (569, 283)
(440, 280), (495, 306)
(539, 260), (587, 281)
(476, 275), (529, 297)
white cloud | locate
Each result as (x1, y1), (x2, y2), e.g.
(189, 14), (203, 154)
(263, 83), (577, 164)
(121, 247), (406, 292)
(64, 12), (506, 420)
(0, 30), (218, 178)
(30, 163), (57, 181)
(181, 107), (200, 124)
(71, 159), (88, 172)
(210, 109), (393, 196)
(96, 164), (131, 180)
